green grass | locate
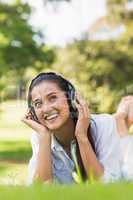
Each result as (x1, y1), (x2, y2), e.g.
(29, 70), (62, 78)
(0, 100), (32, 185)
(0, 100), (31, 140)
(0, 140), (32, 161)
(0, 182), (133, 200)
(0, 139), (31, 185)
(0, 162), (28, 185)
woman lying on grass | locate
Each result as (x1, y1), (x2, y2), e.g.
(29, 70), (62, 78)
(22, 72), (132, 184)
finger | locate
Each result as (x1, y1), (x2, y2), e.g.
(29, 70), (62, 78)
(123, 96), (133, 102)
(21, 116), (34, 126)
(117, 99), (129, 117)
(76, 93), (89, 117)
(74, 101), (89, 120)
(128, 100), (133, 119)
(26, 108), (31, 114)
(76, 93), (85, 107)
(21, 116), (41, 131)
(25, 112), (32, 120)
(74, 101), (84, 117)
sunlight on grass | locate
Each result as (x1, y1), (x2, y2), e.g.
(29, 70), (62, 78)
(0, 100), (32, 185)
(0, 100), (32, 140)
(0, 162), (28, 185)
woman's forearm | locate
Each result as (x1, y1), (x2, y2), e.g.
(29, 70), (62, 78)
(34, 133), (53, 182)
(76, 135), (104, 179)
(113, 113), (129, 137)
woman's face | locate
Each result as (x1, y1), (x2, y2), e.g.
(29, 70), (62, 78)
(31, 81), (70, 131)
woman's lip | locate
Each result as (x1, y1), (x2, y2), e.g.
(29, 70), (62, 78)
(44, 112), (59, 120)
(45, 117), (59, 124)
(45, 114), (59, 121)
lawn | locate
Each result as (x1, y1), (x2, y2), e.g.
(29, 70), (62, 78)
(0, 100), (32, 185)
(0, 182), (133, 200)
(0, 140), (31, 161)
(0, 100), (31, 140)
(0, 162), (28, 185)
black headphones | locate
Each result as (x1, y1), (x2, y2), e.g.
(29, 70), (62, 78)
(28, 72), (78, 122)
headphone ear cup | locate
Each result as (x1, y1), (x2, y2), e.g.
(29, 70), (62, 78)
(70, 88), (77, 110)
(30, 106), (39, 122)
(68, 85), (78, 119)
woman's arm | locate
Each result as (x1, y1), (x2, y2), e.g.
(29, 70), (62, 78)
(74, 93), (104, 179)
(34, 132), (53, 182)
(76, 134), (104, 178)
(22, 110), (53, 183)
(114, 95), (133, 137)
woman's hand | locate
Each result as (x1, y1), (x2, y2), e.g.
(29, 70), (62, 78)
(114, 95), (133, 137)
(127, 96), (133, 127)
(22, 109), (53, 182)
(21, 109), (52, 139)
(74, 93), (90, 139)
(74, 93), (104, 178)
(116, 95), (133, 128)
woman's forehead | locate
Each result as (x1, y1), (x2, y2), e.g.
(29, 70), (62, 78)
(31, 81), (63, 99)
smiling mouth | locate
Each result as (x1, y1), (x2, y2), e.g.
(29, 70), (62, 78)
(44, 113), (59, 121)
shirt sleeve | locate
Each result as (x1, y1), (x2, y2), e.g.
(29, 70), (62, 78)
(27, 132), (39, 185)
(92, 114), (122, 183)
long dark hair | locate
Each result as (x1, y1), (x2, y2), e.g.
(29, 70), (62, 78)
(28, 72), (95, 180)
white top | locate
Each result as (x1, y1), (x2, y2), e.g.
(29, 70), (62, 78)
(28, 114), (122, 184)
(120, 135), (133, 181)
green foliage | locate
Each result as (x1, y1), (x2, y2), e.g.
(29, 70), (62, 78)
(0, 1), (55, 99)
(51, 36), (133, 113)
(107, 0), (133, 22)
(50, 0), (133, 113)
(44, 0), (71, 3)
(0, 1), (55, 73)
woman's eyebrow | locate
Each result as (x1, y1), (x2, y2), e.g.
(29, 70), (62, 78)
(32, 92), (58, 103)
(32, 99), (41, 103)
(46, 92), (57, 97)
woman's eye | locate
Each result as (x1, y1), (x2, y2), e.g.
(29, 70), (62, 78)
(50, 96), (57, 102)
(34, 102), (42, 108)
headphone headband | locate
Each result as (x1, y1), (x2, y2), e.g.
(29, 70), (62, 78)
(30, 72), (75, 91)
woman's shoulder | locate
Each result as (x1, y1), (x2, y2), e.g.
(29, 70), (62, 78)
(90, 113), (117, 139)
(30, 132), (39, 143)
(91, 113), (115, 126)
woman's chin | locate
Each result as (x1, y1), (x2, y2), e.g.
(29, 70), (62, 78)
(45, 121), (62, 132)
(41, 115), (69, 132)
(46, 126), (60, 133)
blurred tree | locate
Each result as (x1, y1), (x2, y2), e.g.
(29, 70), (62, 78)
(52, 38), (133, 113)
(51, 0), (133, 113)
(0, 1), (55, 99)
(42, 0), (71, 12)
(43, 0), (71, 4)
(107, 0), (133, 20)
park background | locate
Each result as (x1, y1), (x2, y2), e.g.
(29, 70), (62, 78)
(0, 0), (133, 193)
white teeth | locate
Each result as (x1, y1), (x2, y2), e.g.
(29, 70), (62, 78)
(46, 113), (58, 120)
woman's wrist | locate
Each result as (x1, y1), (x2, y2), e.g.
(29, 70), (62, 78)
(38, 132), (51, 143)
(114, 114), (129, 137)
(76, 133), (88, 144)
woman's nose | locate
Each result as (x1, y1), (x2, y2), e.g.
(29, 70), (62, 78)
(41, 102), (52, 113)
